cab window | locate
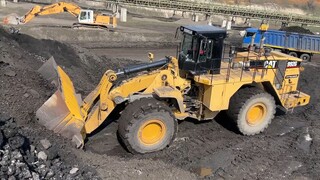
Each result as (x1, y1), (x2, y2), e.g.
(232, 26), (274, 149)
(80, 11), (87, 20)
(246, 32), (256, 37)
(181, 34), (199, 61)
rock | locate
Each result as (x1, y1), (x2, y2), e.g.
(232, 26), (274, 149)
(40, 139), (51, 150)
(8, 135), (25, 150)
(4, 69), (16, 77)
(23, 93), (30, 98)
(297, 130), (312, 153)
(32, 172), (40, 180)
(37, 164), (48, 177)
(69, 167), (79, 174)
(15, 161), (25, 168)
(46, 147), (58, 160)
(37, 151), (48, 161)
(65, 174), (73, 180)
(46, 169), (55, 178)
(0, 160), (8, 167)
(7, 165), (15, 176)
(10, 159), (16, 165)
(1, 165), (8, 172)
(21, 168), (32, 179)
(195, 167), (213, 177)
(11, 150), (23, 161)
(28, 89), (40, 99)
(3, 128), (18, 139)
(30, 145), (36, 153)
(2, 154), (10, 162)
(8, 176), (16, 180)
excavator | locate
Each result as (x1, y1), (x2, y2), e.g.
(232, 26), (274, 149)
(36, 24), (310, 154)
(3, 2), (117, 29)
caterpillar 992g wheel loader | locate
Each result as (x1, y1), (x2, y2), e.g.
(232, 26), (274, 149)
(36, 25), (310, 154)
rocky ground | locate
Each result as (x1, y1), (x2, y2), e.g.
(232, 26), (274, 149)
(1, 2), (320, 179)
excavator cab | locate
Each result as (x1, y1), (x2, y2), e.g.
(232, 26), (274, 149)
(178, 25), (226, 74)
(78, 10), (94, 24)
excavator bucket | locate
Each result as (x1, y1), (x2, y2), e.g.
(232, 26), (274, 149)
(36, 57), (86, 148)
(3, 13), (20, 25)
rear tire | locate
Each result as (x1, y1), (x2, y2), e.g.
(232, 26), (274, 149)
(227, 87), (276, 135)
(288, 52), (298, 57)
(118, 98), (177, 154)
(300, 53), (311, 62)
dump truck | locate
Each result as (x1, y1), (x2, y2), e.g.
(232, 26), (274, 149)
(3, 2), (116, 29)
(242, 28), (320, 62)
(37, 25), (310, 154)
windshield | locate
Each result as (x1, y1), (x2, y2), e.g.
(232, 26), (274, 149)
(246, 32), (256, 37)
(79, 11), (87, 20)
(181, 34), (199, 60)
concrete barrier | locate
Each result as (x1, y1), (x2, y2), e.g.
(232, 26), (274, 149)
(221, 20), (227, 28)
(1, 0), (6, 6)
(120, 8), (127, 22)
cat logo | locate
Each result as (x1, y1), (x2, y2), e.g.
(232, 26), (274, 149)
(264, 60), (277, 69)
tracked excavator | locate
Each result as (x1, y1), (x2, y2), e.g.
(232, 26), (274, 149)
(36, 25), (310, 154)
(3, 2), (116, 29)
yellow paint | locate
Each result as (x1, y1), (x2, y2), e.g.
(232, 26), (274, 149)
(259, 23), (269, 31)
(138, 120), (166, 146)
(38, 52), (310, 147)
(18, 2), (116, 28)
(246, 103), (267, 126)
(154, 86), (185, 113)
(56, 67), (83, 120)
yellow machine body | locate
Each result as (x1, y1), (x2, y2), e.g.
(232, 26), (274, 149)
(36, 49), (310, 148)
(35, 25), (310, 150)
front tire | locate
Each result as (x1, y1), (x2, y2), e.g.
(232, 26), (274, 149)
(118, 98), (177, 154)
(227, 87), (276, 135)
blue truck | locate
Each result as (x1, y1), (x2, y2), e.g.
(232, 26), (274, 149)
(242, 28), (320, 61)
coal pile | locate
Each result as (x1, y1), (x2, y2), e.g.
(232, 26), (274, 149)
(0, 114), (99, 180)
(279, 26), (314, 35)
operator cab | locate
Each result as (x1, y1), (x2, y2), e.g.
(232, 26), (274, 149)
(78, 10), (94, 24)
(178, 25), (227, 74)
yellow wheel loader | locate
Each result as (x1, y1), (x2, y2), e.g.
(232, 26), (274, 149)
(3, 2), (116, 29)
(36, 25), (310, 154)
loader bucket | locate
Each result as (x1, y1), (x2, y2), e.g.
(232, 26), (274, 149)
(36, 57), (86, 148)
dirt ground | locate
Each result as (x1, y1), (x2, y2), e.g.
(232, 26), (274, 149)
(1, 1), (320, 179)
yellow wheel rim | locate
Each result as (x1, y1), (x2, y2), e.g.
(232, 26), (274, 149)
(138, 120), (166, 146)
(246, 103), (267, 126)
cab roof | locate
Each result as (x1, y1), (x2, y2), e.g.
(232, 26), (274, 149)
(181, 25), (226, 38)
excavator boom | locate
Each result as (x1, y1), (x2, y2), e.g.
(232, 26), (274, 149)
(3, 2), (116, 28)
(4, 2), (81, 24)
